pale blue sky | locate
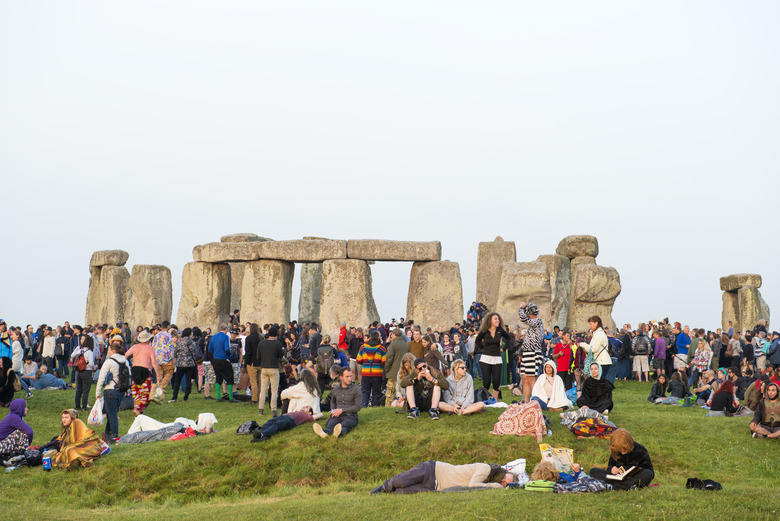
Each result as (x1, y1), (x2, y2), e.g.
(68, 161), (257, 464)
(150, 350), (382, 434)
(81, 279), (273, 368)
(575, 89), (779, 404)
(1, 1), (778, 330)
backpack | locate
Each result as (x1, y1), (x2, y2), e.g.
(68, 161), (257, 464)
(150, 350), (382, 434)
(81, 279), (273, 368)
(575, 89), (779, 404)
(633, 336), (650, 355)
(524, 480), (555, 492)
(474, 386), (490, 403)
(317, 346), (335, 376)
(75, 353), (87, 371)
(54, 342), (63, 358)
(9, 370), (21, 392)
(724, 341), (734, 358)
(112, 356), (132, 393)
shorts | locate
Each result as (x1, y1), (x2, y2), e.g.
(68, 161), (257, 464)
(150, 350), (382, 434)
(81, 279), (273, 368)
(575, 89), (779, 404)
(197, 363), (205, 378)
(212, 359), (234, 385)
(232, 362), (241, 386)
(633, 355), (649, 373)
(652, 357), (665, 370)
(673, 354), (688, 370)
(520, 350), (540, 376)
(203, 363), (216, 385)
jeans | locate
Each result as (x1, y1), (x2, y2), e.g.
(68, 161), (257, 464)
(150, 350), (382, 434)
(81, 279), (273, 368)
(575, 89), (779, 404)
(14, 372), (31, 395)
(57, 358), (69, 377)
(604, 358), (618, 384)
(324, 413), (358, 436)
(507, 351), (519, 386)
(258, 414), (296, 439)
(75, 369), (93, 408)
(361, 376), (382, 407)
(531, 396), (549, 410)
(172, 366), (196, 401)
(102, 389), (123, 439)
(472, 353), (482, 379)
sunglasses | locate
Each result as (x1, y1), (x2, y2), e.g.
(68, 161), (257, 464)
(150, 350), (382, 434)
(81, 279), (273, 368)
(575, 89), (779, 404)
(416, 364), (427, 370)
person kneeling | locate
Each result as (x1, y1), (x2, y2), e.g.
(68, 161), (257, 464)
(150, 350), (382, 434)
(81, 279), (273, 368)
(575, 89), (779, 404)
(313, 367), (360, 439)
(438, 359), (484, 416)
(371, 461), (515, 494)
(400, 358), (449, 420)
(588, 428), (654, 490)
(253, 405), (322, 442)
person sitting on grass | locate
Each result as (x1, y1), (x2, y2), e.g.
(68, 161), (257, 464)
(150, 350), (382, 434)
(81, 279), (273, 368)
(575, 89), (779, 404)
(745, 376), (771, 412)
(53, 409), (104, 469)
(576, 362), (613, 414)
(0, 399), (32, 458)
(313, 367), (361, 439)
(251, 405), (322, 442)
(400, 358), (449, 420)
(370, 461), (516, 494)
(588, 428), (654, 490)
(531, 360), (572, 411)
(31, 365), (68, 390)
(648, 374), (668, 403)
(530, 460), (586, 484)
(692, 370), (717, 404)
(438, 359), (484, 416)
(660, 371), (690, 404)
(750, 382), (780, 439)
(708, 379), (739, 415)
(280, 368), (321, 415)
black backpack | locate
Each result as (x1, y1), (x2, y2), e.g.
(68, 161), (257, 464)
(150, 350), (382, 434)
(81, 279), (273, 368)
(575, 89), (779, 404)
(633, 335), (650, 355)
(317, 346), (335, 376)
(112, 356), (132, 393)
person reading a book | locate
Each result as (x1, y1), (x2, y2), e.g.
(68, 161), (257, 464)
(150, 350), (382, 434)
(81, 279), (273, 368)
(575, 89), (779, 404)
(588, 428), (654, 490)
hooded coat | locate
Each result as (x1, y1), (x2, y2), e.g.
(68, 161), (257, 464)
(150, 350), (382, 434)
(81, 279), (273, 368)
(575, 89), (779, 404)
(576, 363), (614, 412)
(444, 371), (476, 407)
(0, 399), (33, 443)
(531, 361), (572, 409)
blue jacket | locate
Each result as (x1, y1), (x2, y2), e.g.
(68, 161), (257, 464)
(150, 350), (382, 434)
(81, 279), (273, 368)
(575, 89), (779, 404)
(208, 332), (231, 361)
(676, 332), (691, 356)
(769, 339), (780, 365)
(335, 350), (349, 368)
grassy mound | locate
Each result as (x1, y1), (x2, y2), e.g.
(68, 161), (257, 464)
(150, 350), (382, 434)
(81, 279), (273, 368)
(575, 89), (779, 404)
(1, 381), (778, 520)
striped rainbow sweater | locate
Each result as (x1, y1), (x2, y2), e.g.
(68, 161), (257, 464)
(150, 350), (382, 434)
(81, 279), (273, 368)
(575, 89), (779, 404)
(357, 341), (387, 377)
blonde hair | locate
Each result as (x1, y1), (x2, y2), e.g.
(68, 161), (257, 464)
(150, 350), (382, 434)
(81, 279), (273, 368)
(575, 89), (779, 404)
(609, 428), (635, 459)
(531, 461), (558, 481)
(398, 353), (416, 381)
(451, 359), (466, 379)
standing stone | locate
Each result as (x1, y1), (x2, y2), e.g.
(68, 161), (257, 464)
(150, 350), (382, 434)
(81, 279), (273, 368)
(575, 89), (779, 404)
(567, 264), (621, 332)
(125, 265), (173, 332)
(177, 262), (231, 332)
(570, 256), (596, 270)
(721, 292), (740, 332)
(227, 262), (245, 314)
(298, 263), (322, 324)
(556, 235), (599, 259)
(407, 261), (464, 330)
(85, 265), (130, 326)
(241, 260), (294, 327)
(319, 260), (379, 338)
(494, 262), (552, 327)
(737, 285), (771, 333)
(477, 237), (517, 311)
(536, 255), (571, 328)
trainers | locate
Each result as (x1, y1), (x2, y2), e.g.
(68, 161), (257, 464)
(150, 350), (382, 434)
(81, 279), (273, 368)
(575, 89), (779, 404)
(429, 408), (439, 420)
(272, 410), (278, 418)
(370, 485), (386, 494)
(313, 423), (328, 439)
(204, 396), (214, 400)
(217, 398), (225, 403)
(407, 408), (420, 419)
(168, 399), (177, 403)
(332, 423), (342, 439)
(26, 392), (33, 398)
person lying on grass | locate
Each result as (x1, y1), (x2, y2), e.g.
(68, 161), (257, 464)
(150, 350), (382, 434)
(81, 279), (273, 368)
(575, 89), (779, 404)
(251, 405), (322, 442)
(588, 428), (654, 490)
(371, 461), (516, 494)
(438, 359), (484, 416)
(750, 382), (780, 439)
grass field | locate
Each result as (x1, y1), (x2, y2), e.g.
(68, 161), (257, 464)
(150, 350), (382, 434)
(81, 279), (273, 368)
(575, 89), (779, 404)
(1, 380), (779, 520)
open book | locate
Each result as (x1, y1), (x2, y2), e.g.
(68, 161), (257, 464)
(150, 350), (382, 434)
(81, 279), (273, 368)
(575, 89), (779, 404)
(606, 466), (640, 481)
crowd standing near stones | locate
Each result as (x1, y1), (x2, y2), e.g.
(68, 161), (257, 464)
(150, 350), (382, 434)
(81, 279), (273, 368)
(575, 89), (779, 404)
(1, 304), (779, 483)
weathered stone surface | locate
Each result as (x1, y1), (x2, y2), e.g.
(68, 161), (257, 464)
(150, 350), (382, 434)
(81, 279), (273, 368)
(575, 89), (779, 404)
(85, 265), (130, 325)
(720, 273), (762, 292)
(494, 262), (552, 327)
(319, 260), (379, 338)
(737, 285), (771, 333)
(346, 240), (441, 262)
(536, 254), (571, 328)
(125, 265), (172, 331)
(177, 262), (231, 332)
(298, 263), (322, 324)
(192, 242), (260, 262)
(227, 263), (245, 313)
(90, 250), (129, 268)
(567, 264), (621, 332)
(241, 260), (294, 327)
(722, 291), (740, 332)
(256, 239), (347, 262)
(556, 235), (599, 259)
(220, 233), (272, 243)
(476, 237), (517, 310)
(406, 261), (464, 330)
(570, 256), (596, 270)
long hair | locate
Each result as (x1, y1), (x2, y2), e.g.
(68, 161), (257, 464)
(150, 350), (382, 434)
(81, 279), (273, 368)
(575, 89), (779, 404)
(714, 379), (735, 397)
(300, 368), (320, 397)
(478, 312), (503, 335)
(398, 353), (416, 381)
(588, 316), (604, 330)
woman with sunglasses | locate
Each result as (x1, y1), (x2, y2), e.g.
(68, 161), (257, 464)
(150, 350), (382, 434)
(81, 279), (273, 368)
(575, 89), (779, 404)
(438, 359), (485, 415)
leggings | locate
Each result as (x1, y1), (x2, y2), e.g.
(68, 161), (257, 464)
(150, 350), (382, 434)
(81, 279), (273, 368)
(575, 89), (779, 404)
(479, 361), (502, 392)
(589, 467), (654, 490)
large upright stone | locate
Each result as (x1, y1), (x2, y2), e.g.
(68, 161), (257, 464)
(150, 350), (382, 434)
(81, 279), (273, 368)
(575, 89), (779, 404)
(494, 262), (552, 327)
(722, 291), (740, 332)
(556, 235), (599, 259)
(256, 239), (347, 262)
(177, 262), (231, 332)
(125, 265), (172, 331)
(227, 262), (245, 313)
(319, 260), (379, 338)
(220, 233), (272, 243)
(298, 263), (322, 324)
(720, 274), (762, 292)
(570, 256), (596, 270)
(738, 285), (771, 333)
(406, 261), (464, 330)
(90, 250), (129, 268)
(241, 260), (294, 327)
(567, 264), (621, 331)
(536, 254), (571, 328)
(477, 237), (517, 310)
(346, 240), (441, 261)
(85, 265), (130, 325)
(192, 242), (260, 262)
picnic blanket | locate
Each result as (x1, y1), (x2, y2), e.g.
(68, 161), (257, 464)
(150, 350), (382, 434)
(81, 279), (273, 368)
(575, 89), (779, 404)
(490, 401), (546, 442)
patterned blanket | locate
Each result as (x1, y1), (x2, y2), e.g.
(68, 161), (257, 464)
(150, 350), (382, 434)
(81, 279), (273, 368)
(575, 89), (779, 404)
(490, 401), (546, 442)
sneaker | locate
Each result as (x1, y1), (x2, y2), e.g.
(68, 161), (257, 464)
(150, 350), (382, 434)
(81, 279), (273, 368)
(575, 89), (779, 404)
(272, 410), (278, 418)
(407, 408), (420, 419)
(217, 398), (225, 403)
(26, 392), (33, 399)
(429, 408), (439, 420)
(313, 423), (328, 439)
(370, 485), (386, 494)
(204, 396), (214, 400)
(332, 423), (342, 439)
(168, 399), (177, 403)
(229, 399), (237, 404)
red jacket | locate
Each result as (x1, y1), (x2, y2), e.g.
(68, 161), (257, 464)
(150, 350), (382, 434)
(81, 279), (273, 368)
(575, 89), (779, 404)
(338, 326), (348, 351)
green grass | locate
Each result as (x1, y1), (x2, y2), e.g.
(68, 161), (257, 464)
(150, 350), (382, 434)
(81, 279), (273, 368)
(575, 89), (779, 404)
(2, 381), (779, 520)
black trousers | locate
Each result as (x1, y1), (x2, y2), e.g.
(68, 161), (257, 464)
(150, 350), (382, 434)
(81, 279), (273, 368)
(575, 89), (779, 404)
(589, 467), (654, 490)
(212, 359), (234, 385)
(383, 460), (437, 493)
(75, 369), (93, 408)
(480, 361), (502, 392)
(172, 366), (196, 400)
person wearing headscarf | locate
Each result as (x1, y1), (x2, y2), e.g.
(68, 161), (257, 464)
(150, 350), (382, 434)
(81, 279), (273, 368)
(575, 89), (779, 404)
(0, 399), (32, 456)
(576, 362), (614, 414)
(530, 360), (573, 410)
(53, 409), (103, 469)
(0, 356), (20, 406)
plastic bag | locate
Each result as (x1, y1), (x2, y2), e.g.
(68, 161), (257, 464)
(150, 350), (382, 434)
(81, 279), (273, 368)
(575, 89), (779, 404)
(88, 398), (104, 426)
(539, 443), (574, 473)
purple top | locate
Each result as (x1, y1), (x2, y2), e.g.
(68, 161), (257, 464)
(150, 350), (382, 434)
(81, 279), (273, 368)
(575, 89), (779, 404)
(654, 338), (667, 359)
(0, 399), (33, 443)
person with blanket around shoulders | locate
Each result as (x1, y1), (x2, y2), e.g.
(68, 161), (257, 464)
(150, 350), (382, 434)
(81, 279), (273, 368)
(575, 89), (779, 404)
(530, 360), (573, 411)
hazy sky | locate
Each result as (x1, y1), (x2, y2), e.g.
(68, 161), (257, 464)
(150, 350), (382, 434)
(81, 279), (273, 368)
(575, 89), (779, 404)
(2, 1), (778, 330)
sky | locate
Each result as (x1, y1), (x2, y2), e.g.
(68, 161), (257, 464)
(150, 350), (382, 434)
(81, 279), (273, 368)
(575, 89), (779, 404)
(1, 1), (778, 331)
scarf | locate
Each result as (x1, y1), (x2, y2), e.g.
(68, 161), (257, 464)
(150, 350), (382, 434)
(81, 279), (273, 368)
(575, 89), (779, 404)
(58, 409), (96, 446)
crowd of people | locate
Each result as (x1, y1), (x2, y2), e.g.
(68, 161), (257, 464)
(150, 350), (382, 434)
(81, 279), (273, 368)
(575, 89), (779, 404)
(1, 306), (778, 483)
